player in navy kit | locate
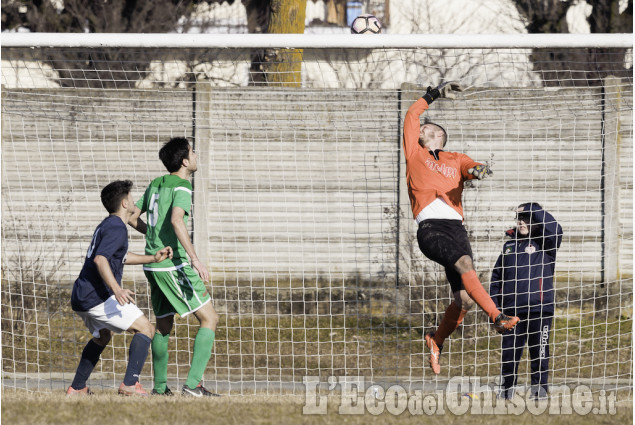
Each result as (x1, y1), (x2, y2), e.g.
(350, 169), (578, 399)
(490, 203), (563, 399)
(67, 180), (172, 396)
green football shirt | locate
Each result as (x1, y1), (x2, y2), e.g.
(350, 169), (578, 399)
(136, 174), (192, 270)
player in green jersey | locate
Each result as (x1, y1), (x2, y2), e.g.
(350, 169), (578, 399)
(136, 137), (220, 397)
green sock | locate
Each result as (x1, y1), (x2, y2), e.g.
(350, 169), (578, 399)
(185, 328), (215, 389)
(151, 332), (170, 393)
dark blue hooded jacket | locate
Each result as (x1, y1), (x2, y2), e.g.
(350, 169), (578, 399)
(489, 203), (563, 316)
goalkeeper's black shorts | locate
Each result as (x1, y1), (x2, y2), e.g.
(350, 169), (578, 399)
(417, 219), (473, 293)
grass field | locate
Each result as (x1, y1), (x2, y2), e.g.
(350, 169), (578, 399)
(3, 288), (632, 424)
(2, 390), (633, 425)
(3, 311), (632, 384)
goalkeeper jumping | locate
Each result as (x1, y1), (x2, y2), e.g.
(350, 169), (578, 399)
(403, 82), (520, 375)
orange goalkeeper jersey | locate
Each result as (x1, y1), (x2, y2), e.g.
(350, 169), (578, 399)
(403, 97), (480, 220)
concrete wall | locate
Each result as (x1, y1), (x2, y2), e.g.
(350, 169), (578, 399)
(1, 83), (632, 299)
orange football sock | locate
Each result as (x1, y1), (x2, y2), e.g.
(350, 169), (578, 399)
(433, 301), (468, 346)
(461, 270), (501, 322)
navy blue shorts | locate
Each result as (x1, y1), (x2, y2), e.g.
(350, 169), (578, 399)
(416, 219), (473, 293)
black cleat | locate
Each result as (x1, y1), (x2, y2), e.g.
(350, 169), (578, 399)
(151, 387), (174, 396)
(181, 383), (221, 397)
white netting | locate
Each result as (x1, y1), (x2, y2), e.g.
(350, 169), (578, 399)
(1, 34), (632, 397)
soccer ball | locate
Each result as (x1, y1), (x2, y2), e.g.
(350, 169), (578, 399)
(350, 14), (382, 34)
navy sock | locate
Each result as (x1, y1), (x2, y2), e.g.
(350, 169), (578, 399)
(71, 339), (106, 390)
(123, 333), (152, 386)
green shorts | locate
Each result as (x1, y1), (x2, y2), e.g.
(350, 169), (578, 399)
(143, 264), (211, 318)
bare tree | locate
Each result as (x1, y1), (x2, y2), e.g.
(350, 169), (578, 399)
(305, 0), (535, 90)
(242, 0), (270, 84)
(512, 0), (633, 86)
(1, 0), (236, 88)
(399, 0), (535, 88)
(262, 0), (307, 86)
(242, 0), (307, 86)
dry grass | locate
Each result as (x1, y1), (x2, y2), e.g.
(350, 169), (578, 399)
(3, 309), (632, 380)
(2, 389), (632, 425)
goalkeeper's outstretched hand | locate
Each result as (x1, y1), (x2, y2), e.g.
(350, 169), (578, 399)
(467, 164), (493, 180)
(422, 81), (463, 104)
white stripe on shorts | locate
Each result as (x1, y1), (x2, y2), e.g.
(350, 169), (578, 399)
(168, 271), (192, 311)
(178, 268), (203, 306)
(180, 298), (211, 318)
(75, 295), (144, 338)
(143, 262), (188, 272)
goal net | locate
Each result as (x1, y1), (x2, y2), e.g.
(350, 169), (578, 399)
(1, 33), (632, 398)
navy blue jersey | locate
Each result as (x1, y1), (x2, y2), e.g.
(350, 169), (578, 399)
(489, 205), (563, 316)
(71, 215), (129, 311)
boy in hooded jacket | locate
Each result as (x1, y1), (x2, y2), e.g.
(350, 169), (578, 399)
(490, 203), (563, 399)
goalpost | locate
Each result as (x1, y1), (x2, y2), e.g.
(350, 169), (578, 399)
(1, 33), (632, 397)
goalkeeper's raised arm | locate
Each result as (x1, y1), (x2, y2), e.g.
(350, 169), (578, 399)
(402, 83), (457, 160)
(401, 81), (519, 376)
(403, 83), (492, 181)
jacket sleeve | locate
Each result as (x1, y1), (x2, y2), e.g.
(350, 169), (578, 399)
(524, 203), (563, 255)
(402, 98), (429, 161)
(489, 253), (503, 309)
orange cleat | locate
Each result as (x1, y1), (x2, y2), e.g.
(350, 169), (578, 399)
(118, 381), (149, 396)
(424, 333), (442, 375)
(66, 386), (92, 396)
(494, 314), (520, 334)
